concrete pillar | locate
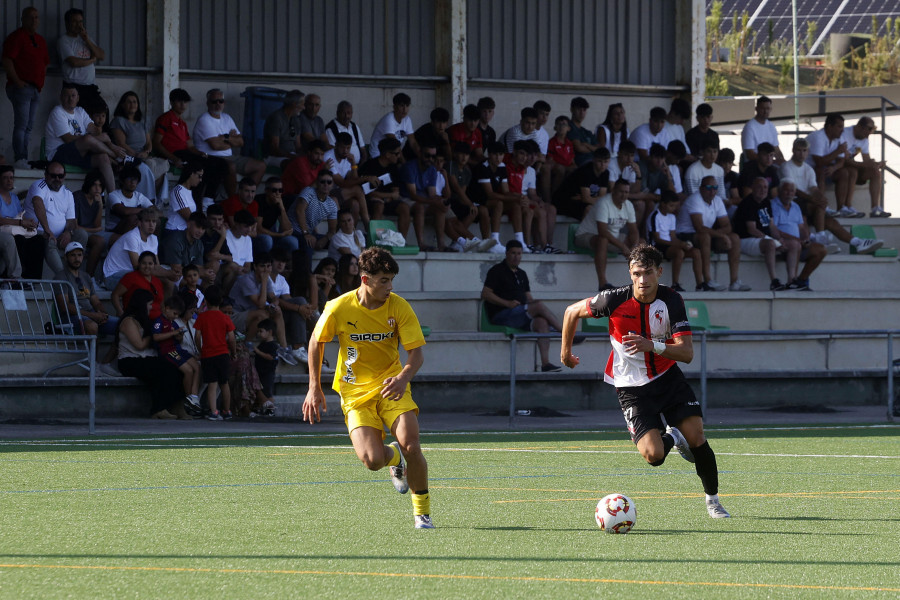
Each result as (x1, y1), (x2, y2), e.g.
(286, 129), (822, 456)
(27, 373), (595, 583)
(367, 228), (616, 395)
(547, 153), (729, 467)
(435, 0), (467, 122)
(146, 0), (180, 118)
(675, 0), (706, 112)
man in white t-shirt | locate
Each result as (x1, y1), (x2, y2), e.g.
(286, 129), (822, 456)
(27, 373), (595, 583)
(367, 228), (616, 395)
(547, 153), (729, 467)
(325, 101), (368, 164)
(106, 165), (153, 234)
(225, 209), (256, 272)
(663, 98), (691, 163)
(805, 113), (857, 217)
(45, 84), (121, 192)
(101, 207), (160, 289)
(629, 107), (672, 162)
(192, 88), (265, 196)
(23, 162), (89, 275)
(324, 133), (370, 229)
(840, 116), (890, 217)
(675, 175), (750, 291)
(573, 179), (638, 290)
(684, 141), (725, 199)
(369, 92), (416, 159)
(57, 8), (104, 109)
(741, 96), (784, 164)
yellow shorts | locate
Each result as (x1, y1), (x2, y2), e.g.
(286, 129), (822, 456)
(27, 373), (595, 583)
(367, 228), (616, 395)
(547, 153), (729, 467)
(343, 389), (419, 440)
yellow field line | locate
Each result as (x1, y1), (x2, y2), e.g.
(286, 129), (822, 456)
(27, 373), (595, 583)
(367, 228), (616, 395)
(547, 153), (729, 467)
(0, 563), (895, 593)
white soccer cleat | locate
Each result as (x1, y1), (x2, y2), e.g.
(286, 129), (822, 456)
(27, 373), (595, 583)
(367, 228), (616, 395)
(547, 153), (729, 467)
(389, 441), (409, 494)
(666, 425), (695, 463)
(707, 499), (731, 518)
(414, 514), (435, 529)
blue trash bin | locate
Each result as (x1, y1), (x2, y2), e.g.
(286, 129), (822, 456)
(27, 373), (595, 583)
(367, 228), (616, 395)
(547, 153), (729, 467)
(240, 86), (288, 158)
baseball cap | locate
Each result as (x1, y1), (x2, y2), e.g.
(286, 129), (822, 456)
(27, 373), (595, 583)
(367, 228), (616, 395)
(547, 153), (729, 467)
(64, 241), (84, 254)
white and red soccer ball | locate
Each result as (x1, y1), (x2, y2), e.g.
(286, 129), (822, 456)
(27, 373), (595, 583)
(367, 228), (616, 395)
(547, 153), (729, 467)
(595, 493), (636, 534)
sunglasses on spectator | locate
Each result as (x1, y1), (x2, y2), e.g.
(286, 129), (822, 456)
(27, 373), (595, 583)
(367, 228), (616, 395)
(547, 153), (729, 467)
(703, 185), (719, 190)
(47, 172), (66, 179)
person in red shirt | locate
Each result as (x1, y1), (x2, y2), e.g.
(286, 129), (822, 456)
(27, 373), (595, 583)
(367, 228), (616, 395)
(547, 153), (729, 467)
(110, 251), (165, 320)
(2, 7), (50, 167)
(542, 115), (576, 204)
(446, 104), (484, 166)
(193, 285), (236, 420)
(282, 140), (333, 196)
(223, 177), (260, 226)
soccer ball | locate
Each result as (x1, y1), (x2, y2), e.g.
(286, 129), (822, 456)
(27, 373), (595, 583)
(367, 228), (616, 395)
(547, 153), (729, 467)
(595, 493), (636, 534)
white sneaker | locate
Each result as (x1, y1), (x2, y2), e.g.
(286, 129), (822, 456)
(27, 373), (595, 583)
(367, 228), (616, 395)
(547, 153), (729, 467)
(707, 499), (731, 518)
(14, 159), (30, 170)
(728, 280), (751, 291)
(477, 238), (500, 252)
(487, 242), (505, 254)
(666, 425), (695, 463)
(449, 240), (464, 252)
(521, 243), (532, 253)
(414, 514), (435, 529)
(277, 347), (299, 366)
(825, 207), (840, 217)
(853, 238), (884, 254)
(388, 441), (409, 494)
(870, 206), (891, 218)
(839, 206), (864, 218)
(463, 238), (482, 252)
(291, 347), (309, 363)
(706, 280), (726, 291)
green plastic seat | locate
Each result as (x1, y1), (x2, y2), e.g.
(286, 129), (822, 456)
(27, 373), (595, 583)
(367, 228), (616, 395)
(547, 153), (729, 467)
(479, 301), (527, 336)
(581, 317), (609, 333)
(420, 325), (431, 338)
(683, 301), (729, 332)
(850, 225), (898, 257)
(368, 220), (419, 255)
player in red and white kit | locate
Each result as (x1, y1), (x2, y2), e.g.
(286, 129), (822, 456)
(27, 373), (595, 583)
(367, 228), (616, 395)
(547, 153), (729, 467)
(560, 244), (730, 518)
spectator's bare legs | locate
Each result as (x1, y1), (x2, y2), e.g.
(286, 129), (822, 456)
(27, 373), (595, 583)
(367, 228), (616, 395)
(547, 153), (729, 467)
(591, 235), (611, 287)
(665, 245), (685, 286)
(693, 231), (713, 283)
(206, 381), (220, 414)
(396, 202), (411, 240)
(831, 166), (852, 211)
(687, 247), (704, 286)
(543, 202), (558, 247)
(431, 204), (447, 250)
(823, 216), (853, 244)
(782, 237), (801, 282)
(759, 238), (779, 281)
(86, 233), (105, 277)
(713, 232), (742, 286)
(485, 200), (503, 240)
(530, 314), (552, 366)
(245, 158), (266, 186)
(798, 243), (826, 281)
(367, 198), (385, 221)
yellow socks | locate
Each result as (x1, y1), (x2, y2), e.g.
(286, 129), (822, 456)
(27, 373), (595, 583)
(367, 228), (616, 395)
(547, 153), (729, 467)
(412, 490), (430, 516)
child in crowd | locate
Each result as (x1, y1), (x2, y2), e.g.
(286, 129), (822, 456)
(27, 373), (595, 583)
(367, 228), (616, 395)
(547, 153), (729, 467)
(152, 295), (202, 413)
(716, 147), (741, 217)
(252, 318), (280, 417)
(174, 290), (200, 357)
(179, 263), (206, 313)
(194, 285), (236, 421)
(646, 190), (702, 292)
(543, 115), (576, 203)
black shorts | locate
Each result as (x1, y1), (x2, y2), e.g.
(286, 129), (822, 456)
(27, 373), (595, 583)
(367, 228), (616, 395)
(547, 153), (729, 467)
(654, 240), (673, 256)
(201, 353), (231, 384)
(616, 366), (703, 443)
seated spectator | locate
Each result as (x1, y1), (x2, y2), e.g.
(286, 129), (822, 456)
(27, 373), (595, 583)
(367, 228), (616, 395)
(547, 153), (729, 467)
(226, 210), (256, 273)
(596, 102), (629, 155)
(24, 162), (89, 277)
(477, 96), (498, 151)
(738, 142), (780, 198)
(628, 143), (674, 229)
(289, 170), (339, 251)
(152, 294), (202, 411)
(685, 103), (719, 158)
(407, 107), (450, 161)
(506, 141), (552, 252)
(369, 92), (416, 159)
(841, 116), (889, 217)
(665, 140), (688, 201)
(500, 107), (541, 154)
(110, 91), (169, 202)
(223, 177), (259, 229)
(255, 177), (298, 254)
(54, 240), (118, 336)
(573, 178), (639, 290)
(230, 253), (288, 353)
(447, 104), (484, 166)
(357, 137), (409, 229)
(629, 107), (672, 162)
(553, 147), (611, 220)
(466, 142), (524, 253)
(446, 142), (491, 251)
(532, 100), (552, 161)
(664, 98), (691, 151)
(110, 250), (165, 319)
(313, 257), (338, 313)
(298, 93), (329, 150)
(741, 95), (785, 164)
(770, 179), (827, 290)
(323, 132), (370, 228)
(159, 210), (207, 281)
(399, 143), (448, 250)
(270, 248), (314, 364)
(328, 209), (365, 260)
(102, 207), (161, 290)
(325, 100), (368, 164)
(282, 139), (331, 197)
(606, 140), (639, 186)
(780, 138), (830, 232)
(675, 175), (750, 291)
(567, 96), (599, 166)
(335, 253), (361, 295)
(164, 163), (203, 239)
(201, 204), (240, 293)
(114, 288), (187, 420)
(734, 177), (789, 290)
(684, 141), (726, 198)
(481, 240), (566, 372)
(192, 88), (265, 198)
(263, 89), (304, 168)
(716, 147), (741, 215)
(45, 83), (121, 192)
(0, 166), (41, 279)
(542, 115), (576, 205)
(646, 190), (701, 291)
(806, 113), (860, 217)
(106, 164), (152, 235)
(72, 170), (106, 277)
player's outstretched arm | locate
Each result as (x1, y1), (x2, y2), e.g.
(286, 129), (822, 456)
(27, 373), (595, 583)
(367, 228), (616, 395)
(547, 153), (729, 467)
(561, 299), (591, 368)
(303, 337), (328, 423)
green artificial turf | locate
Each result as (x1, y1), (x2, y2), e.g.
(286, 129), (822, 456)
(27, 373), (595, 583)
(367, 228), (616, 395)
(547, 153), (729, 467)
(0, 425), (897, 599)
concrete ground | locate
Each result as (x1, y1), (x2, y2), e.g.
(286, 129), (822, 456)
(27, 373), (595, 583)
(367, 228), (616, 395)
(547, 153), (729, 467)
(0, 405), (894, 439)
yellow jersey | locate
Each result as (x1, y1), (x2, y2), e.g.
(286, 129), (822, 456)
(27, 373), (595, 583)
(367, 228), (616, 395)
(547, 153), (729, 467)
(313, 290), (426, 409)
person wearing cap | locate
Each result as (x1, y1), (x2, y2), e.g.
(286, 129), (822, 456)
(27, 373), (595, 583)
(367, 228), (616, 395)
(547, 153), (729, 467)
(54, 240), (118, 336)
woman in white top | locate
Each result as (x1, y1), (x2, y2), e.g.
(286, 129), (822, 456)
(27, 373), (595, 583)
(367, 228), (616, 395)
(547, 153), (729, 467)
(166, 163), (204, 231)
(597, 103), (629, 156)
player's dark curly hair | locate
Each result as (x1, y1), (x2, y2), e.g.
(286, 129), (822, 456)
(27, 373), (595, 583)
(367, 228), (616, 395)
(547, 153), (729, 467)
(358, 247), (399, 276)
(628, 244), (663, 269)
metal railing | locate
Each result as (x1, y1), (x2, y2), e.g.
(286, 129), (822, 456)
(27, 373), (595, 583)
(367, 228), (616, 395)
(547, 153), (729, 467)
(505, 329), (898, 429)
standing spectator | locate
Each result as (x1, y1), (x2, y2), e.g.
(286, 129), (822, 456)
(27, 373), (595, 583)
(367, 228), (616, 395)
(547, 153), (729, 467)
(572, 178), (639, 290)
(0, 166), (36, 280)
(2, 6), (49, 168)
(685, 103), (720, 158)
(115, 288), (186, 420)
(255, 177), (298, 254)
(110, 250), (165, 319)
(477, 96), (498, 151)
(629, 107), (672, 163)
(194, 285), (237, 420)
(328, 209), (366, 261)
(741, 95), (785, 164)
(251, 318), (280, 415)
(72, 170), (106, 277)
(369, 92), (416, 159)
(263, 89), (304, 168)
(675, 175), (750, 291)
(481, 240), (566, 372)
(841, 116), (889, 217)
(54, 241), (118, 336)
(153, 294), (202, 413)
(567, 97), (600, 166)
(193, 88), (265, 198)
(24, 162), (89, 276)
(57, 8), (105, 109)
(552, 148), (611, 220)
(325, 100), (368, 164)
(596, 102), (629, 156)
(298, 93), (329, 150)
(110, 91), (169, 202)
(101, 207), (161, 291)
(770, 180), (827, 290)
(806, 113), (859, 218)
(45, 84), (121, 193)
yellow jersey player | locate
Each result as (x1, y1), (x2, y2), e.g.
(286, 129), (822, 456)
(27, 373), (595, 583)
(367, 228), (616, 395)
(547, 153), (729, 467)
(302, 246), (433, 529)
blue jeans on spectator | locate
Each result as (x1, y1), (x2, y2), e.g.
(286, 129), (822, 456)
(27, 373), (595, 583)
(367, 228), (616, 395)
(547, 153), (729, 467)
(491, 304), (532, 330)
(252, 234), (301, 256)
(6, 84), (40, 162)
